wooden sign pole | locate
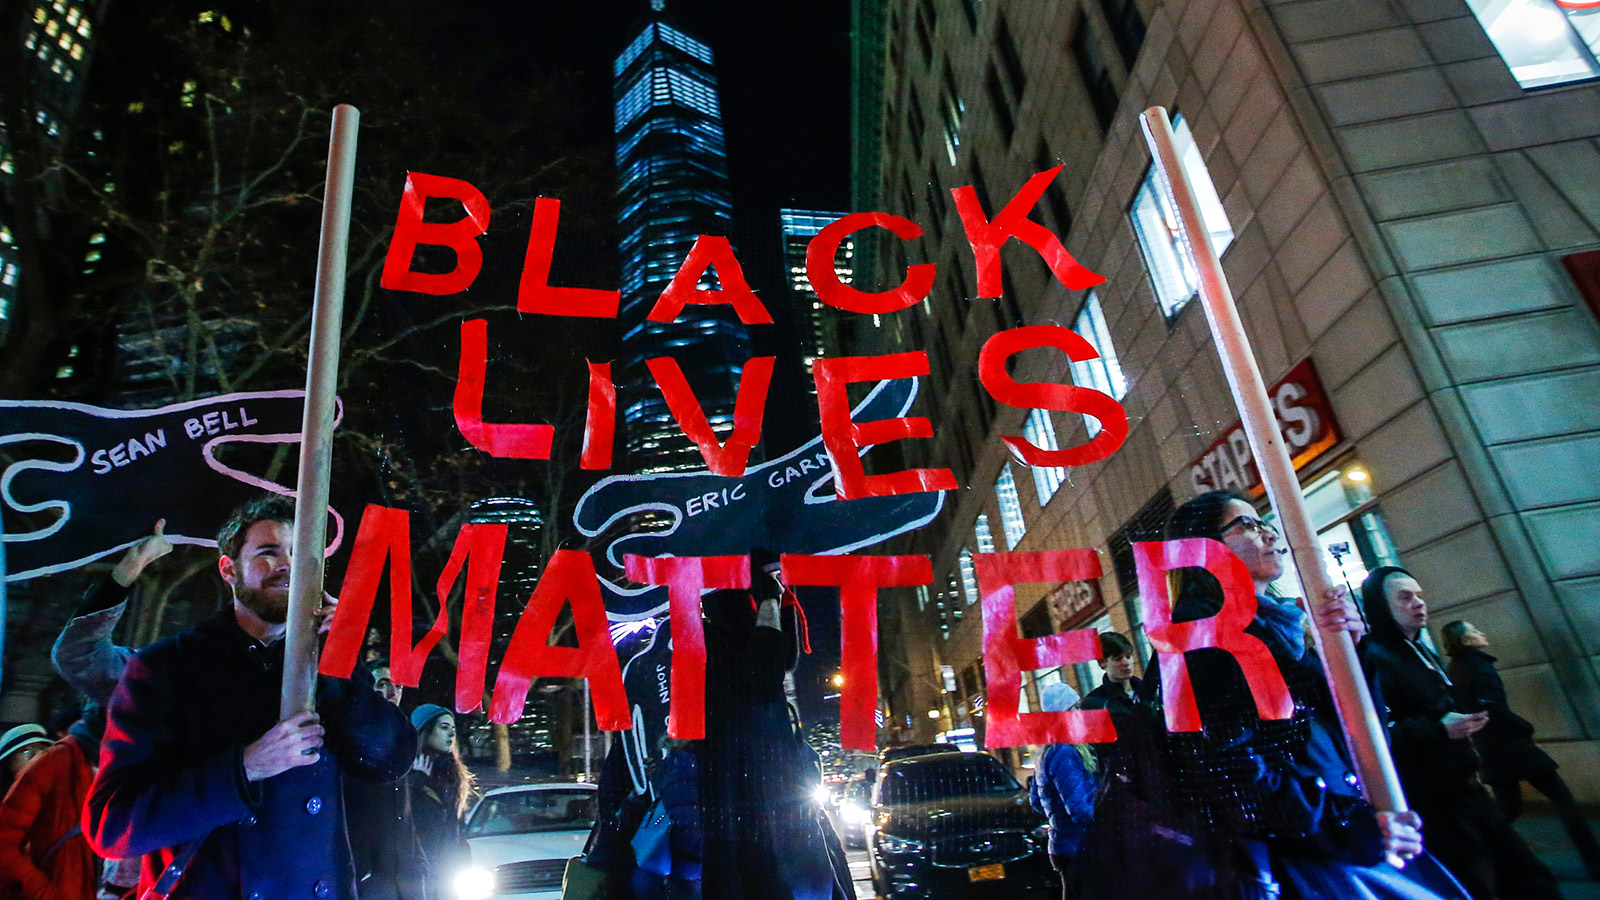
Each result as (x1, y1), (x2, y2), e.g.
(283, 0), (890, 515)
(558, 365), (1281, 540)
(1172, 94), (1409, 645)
(282, 104), (360, 719)
(1138, 106), (1407, 816)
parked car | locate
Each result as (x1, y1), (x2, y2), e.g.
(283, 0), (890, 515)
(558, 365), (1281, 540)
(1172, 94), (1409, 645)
(868, 752), (1055, 899)
(877, 742), (962, 767)
(454, 782), (600, 900)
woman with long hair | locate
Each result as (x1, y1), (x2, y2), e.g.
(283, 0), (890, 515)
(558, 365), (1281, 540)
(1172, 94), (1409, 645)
(409, 705), (479, 900)
(1103, 489), (1468, 899)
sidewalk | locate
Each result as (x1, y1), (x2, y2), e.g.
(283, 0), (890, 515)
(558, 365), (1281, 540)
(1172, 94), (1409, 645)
(1515, 808), (1600, 900)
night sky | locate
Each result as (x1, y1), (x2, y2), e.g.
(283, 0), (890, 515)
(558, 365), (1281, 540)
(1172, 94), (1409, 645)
(489, 0), (855, 255)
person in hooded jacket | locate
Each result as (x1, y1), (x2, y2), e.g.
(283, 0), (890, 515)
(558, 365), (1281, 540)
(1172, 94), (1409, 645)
(345, 665), (427, 900)
(697, 549), (845, 900)
(1361, 567), (1563, 900)
(1440, 620), (1600, 881)
(1028, 683), (1097, 900)
(0, 704), (106, 900)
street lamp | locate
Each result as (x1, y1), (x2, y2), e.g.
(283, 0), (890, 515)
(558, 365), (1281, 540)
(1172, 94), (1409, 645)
(831, 672), (845, 688)
(927, 709), (941, 719)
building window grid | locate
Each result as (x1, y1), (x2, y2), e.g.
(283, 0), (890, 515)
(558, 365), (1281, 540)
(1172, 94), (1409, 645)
(974, 513), (996, 554)
(959, 548), (979, 605)
(984, 65), (1015, 144)
(1070, 12), (1118, 132)
(995, 464), (1026, 549)
(1071, 292), (1127, 437)
(1467, 0), (1600, 89)
(1097, 0), (1147, 69)
(1023, 409), (1067, 504)
(1129, 116), (1234, 319)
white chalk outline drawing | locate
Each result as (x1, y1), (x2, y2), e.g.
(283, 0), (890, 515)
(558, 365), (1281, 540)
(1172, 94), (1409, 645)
(574, 377), (946, 621)
(1, 390), (345, 581)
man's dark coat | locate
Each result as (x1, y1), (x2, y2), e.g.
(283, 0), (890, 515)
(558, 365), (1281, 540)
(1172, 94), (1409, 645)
(85, 607), (415, 900)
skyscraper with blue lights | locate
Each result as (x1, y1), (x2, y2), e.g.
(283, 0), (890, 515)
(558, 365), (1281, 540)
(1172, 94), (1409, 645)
(613, 14), (749, 473)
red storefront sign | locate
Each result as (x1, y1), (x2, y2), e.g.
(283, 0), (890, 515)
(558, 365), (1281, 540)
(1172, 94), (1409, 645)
(1189, 358), (1341, 496)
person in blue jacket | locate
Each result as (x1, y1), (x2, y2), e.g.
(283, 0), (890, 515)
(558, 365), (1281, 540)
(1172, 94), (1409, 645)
(84, 496), (416, 900)
(1029, 682), (1097, 900)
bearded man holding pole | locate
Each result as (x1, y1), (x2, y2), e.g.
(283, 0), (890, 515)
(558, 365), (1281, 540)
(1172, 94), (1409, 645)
(83, 106), (415, 900)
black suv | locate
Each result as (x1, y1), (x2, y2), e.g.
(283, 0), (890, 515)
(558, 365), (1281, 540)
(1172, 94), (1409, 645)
(868, 752), (1055, 899)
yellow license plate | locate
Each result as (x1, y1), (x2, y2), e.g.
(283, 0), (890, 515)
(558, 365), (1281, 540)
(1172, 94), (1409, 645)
(967, 864), (1005, 882)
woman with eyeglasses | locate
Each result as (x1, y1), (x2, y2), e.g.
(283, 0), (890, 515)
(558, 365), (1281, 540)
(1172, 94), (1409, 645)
(1105, 489), (1469, 900)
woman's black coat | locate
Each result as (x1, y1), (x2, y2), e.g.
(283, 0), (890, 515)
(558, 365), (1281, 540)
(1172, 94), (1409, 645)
(1445, 647), (1557, 783)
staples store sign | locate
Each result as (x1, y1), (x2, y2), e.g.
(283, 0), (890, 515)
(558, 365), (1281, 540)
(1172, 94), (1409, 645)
(1190, 358), (1340, 496)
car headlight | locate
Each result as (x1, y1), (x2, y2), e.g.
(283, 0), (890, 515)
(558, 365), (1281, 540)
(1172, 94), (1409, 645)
(841, 802), (871, 825)
(878, 832), (924, 854)
(454, 866), (494, 900)
(812, 784), (832, 805)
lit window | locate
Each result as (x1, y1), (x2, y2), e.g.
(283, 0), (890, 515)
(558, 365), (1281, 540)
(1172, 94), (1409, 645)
(45, 18), (59, 35)
(974, 513), (995, 553)
(2, 264), (17, 286)
(65, 7), (76, 23)
(69, 41), (82, 59)
(58, 32), (70, 49)
(1022, 409), (1067, 504)
(1467, 0), (1600, 88)
(959, 548), (979, 605)
(33, 7), (45, 23)
(197, 10), (214, 22)
(1070, 291), (1128, 437)
(55, 366), (73, 379)
(127, 101), (143, 113)
(916, 585), (930, 611)
(995, 464), (1026, 549)
(1130, 115), (1233, 318)
(77, 19), (89, 36)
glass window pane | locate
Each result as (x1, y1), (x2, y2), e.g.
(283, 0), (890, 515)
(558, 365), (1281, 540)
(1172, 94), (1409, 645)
(959, 548), (979, 605)
(995, 464), (1026, 549)
(1130, 116), (1233, 318)
(1021, 409), (1066, 504)
(1466, 0), (1600, 88)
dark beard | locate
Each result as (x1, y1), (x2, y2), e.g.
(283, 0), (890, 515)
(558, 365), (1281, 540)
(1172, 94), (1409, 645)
(235, 584), (289, 624)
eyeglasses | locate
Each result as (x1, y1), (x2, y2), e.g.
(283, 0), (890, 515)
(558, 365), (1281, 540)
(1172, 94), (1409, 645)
(1220, 515), (1279, 539)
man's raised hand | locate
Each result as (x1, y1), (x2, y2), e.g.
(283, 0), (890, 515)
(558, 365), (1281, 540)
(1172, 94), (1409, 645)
(242, 712), (324, 781)
(111, 519), (174, 587)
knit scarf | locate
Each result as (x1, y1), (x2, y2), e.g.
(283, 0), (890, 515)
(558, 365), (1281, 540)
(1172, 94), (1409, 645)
(1255, 593), (1308, 661)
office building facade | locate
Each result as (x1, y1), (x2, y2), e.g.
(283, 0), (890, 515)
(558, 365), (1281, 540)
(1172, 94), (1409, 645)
(614, 16), (750, 472)
(854, 0), (1600, 797)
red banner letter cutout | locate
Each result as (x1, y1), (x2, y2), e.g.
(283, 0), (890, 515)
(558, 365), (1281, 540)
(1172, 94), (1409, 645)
(490, 550), (630, 728)
(647, 235), (774, 325)
(806, 212), (936, 314)
(319, 505), (446, 688)
(1133, 539), (1293, 732)
(624, 554), (750, 740)
(454, 318), (555, 459)
(646, 356), (774, 476)
(813, 353), (957, 499)
(978, 325), (1129, 467)
(438, 523), (508, 714)
(581, 360), (616, 471)
(518, 197), (621, 318)
(978, 550), (1117, 747)
(782, 554), (933, 750)
(380, 172), (491, 295)
(952, 166), (1104, 297)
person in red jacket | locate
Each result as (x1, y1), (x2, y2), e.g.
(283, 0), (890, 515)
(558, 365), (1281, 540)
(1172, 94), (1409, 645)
(0, 705), (104, 900)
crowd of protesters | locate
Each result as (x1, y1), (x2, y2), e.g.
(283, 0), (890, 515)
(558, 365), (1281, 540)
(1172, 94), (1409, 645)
(1025, 488), (1593, 900)
(1, 488), (1597, 900)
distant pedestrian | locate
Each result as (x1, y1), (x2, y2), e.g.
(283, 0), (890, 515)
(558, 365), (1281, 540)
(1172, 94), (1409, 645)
(347, 665), (427, 900)
(0, 705), (105, 900)
(1442, 620), (1600, 880)
(1028, 682), (1096, 900)
(408, 704), (477, 900)
(1361, 566), (1561, 900)
(0, 724), (51, 795)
